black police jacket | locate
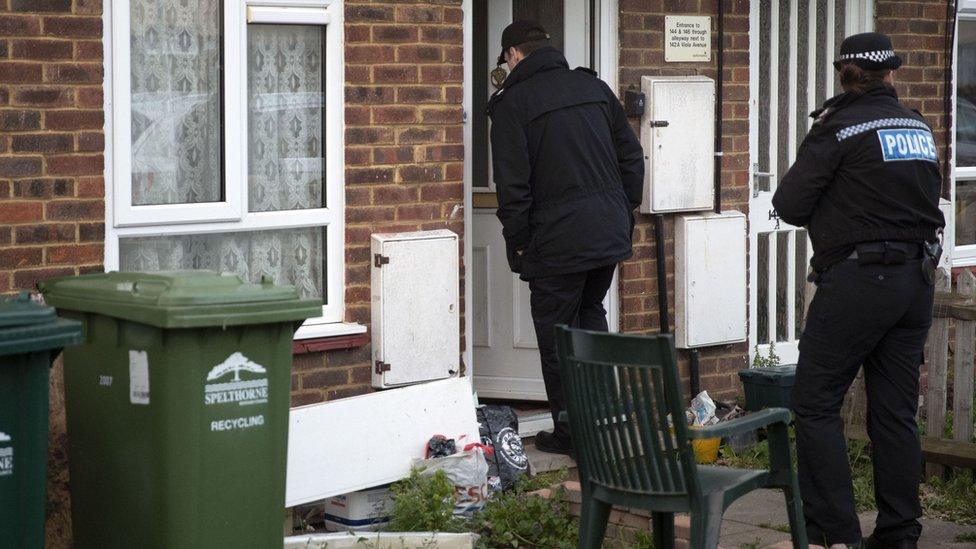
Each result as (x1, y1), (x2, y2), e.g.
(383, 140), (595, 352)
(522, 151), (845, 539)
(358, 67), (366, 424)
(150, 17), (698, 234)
(487, 47), (644, 279)
(773, 84), (945, 271)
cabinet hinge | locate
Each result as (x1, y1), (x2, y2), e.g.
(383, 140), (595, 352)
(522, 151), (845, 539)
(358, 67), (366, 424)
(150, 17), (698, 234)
(374, 254), (390, 268)
(375, 361), (391, 374)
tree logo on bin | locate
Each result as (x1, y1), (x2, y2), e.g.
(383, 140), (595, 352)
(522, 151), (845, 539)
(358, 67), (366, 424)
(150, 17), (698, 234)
(0, 431), (12, 477)
(204, 352), (269, 407)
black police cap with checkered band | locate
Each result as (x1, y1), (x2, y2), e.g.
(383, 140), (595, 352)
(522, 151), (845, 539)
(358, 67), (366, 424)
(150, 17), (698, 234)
(833, 32), (903, 71)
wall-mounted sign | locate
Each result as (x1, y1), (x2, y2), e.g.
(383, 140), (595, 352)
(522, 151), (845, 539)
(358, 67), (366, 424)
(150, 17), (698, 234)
(665, 16), (712, 62)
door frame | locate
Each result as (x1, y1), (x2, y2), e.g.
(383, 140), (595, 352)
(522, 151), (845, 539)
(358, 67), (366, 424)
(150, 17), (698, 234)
(746, 0), (873, 365)
(462, 0), (620, 381)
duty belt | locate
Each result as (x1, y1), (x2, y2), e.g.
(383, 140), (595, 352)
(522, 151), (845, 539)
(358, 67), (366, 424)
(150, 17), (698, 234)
(847, 241), (923, 263)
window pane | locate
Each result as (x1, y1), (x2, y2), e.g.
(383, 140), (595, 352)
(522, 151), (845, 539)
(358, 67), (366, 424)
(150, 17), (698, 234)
(120, 227), (325, 300)
(957, 21), (976, 167)
(795, 229), (809, 336)
(758, 0), (771, 191)
(248, 25), (326, 212)
(957, 179), (976, 246)
(129, 0), (222, 206)
(758, 232), (770, 344)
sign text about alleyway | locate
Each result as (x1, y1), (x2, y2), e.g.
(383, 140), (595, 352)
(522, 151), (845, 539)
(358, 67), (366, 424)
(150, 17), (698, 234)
(665, 16), (711, 62)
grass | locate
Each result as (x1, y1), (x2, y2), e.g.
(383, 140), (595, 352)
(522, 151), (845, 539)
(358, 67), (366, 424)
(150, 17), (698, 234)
(758, 522), (791, 534)
(718, 438), (976, 524)
(955, 531), (976, 543)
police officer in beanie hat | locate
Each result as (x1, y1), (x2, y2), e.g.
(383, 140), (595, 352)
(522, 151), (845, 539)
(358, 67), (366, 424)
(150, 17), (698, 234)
(773, 32), (944, 549)
(487, 21), (644, 456)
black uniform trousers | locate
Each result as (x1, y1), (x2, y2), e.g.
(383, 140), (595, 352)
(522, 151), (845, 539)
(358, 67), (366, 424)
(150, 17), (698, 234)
(529, 264), (616, 441)
(794, 258), (933, 545)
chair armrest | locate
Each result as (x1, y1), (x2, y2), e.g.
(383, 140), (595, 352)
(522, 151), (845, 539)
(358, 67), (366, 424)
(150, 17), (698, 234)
(686, 407), (791, 439)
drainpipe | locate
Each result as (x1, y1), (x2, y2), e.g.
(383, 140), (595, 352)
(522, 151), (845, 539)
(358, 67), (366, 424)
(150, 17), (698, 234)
(943, 0), (958, 198)
(654, 214), (670, 335)
(714, 0), (725, 214)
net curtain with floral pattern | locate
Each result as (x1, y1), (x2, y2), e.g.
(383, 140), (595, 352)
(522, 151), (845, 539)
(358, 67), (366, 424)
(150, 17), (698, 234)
(120, 0), (326, 300)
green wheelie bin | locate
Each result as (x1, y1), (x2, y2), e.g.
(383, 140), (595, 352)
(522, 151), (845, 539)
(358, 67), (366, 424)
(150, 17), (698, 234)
(39, 271), (321, 549)
(0, 292), (82, 548)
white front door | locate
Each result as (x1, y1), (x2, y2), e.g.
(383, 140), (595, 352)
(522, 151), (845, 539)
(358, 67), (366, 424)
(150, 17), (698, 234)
(471, 0), (615, 400)
(748, 0), (873, 364)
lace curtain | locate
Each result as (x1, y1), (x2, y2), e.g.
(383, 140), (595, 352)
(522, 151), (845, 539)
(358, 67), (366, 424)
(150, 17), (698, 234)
(121, 8), (327, 300)
(248, 24), (325, 212)
(129, 0), (221, 205)
(120, 229), (324, 299)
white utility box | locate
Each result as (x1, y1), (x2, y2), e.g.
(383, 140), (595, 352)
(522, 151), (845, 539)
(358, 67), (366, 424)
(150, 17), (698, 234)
(639, 75), (715, 214)
(371, 230), (460, 388)
(323, 485), (393, 532)
(674, 211), (747, 348)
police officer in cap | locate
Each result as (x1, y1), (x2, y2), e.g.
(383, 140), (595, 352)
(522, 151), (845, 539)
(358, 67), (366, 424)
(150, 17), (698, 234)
(487, 21), (644, 455)
(773, 32), (945, 548)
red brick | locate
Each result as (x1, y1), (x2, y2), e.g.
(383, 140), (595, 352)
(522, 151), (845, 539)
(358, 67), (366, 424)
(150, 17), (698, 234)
(346, 5), (395, 23)
(12, 87), (72, 107)
(396, 6), (442, 23)
(78, 222), (103, 242)
(13, 267), (74, 290)
(444, 8), (463, 24)
(74, 87), (101, 108)
(421, 107), (462, 124)
(11, 133), (73, 153)
(373, 146), (415, 165)
(46, 243), (101, 265)
(77, 132), (102, 152)
(373, 105), (418, 124)
(0, 201), (43, 223)
(374, 65), (418, 84)
(421, 27), (462, 44)
(14, 224), (75, 244)
(0, 15), (41, 36)
(45, 63), (101, 84)
(13, 178), (73, 198)
(346, 206), (395, 223)
(345, 86), (395, 105)
(420, 183), (462, 202)
(399, 127), (441, 144)
(0, 62), (43, 83)
(11, 0), (70, 11)
(397, 45), (442, 63)
(41, 16), (101, 38)
(346, 167), (394, 185)
(397, 87), (442, 104)
(0, 247), (43, 269)
(45, 200), (102, 221)
(302, 368), (349, 389)
(12, 38), (73, 60)
(345, 25), (370, 43)
(346, 127), (394, 146)
(420, 65), (463, 83)
(345, 45), (395, 64)
(0, 109), (40, 130)
(398, 165), (442, 183)
(425, 144), (464, 162)
(45, 109), (102, 130)
(46, 154), (102, 175)
(0, 157), (41, 177)
(74, 40), (102, 60)
(372, 25), (418, 43)
(345, 106), (370, 125)
(396, 203), (440, 220)
(374, 185), (419, 203)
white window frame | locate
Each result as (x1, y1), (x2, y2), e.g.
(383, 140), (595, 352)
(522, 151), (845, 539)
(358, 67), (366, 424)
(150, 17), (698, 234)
(104, 0), (353, 333)
(953, 5), (976, 266)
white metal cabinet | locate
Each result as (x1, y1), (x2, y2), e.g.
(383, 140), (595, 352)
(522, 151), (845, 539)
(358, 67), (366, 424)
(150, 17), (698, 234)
(639, 75), (715, 214)
(674, 211), (748, 348)
(371, 230), (460, 388)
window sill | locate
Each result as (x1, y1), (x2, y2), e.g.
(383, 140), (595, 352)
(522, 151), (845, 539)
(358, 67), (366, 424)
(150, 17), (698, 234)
(293, 322), (369, 354)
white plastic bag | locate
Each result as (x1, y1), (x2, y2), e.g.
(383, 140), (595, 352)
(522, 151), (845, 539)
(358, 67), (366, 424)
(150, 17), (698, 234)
(413, 449), (490, 516)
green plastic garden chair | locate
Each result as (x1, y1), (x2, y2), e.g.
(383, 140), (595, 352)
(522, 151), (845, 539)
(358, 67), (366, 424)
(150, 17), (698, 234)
(554, 326), (807, 549)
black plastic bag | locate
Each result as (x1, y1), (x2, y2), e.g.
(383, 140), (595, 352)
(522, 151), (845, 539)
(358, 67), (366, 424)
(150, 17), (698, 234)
(476, 405), (528, 492)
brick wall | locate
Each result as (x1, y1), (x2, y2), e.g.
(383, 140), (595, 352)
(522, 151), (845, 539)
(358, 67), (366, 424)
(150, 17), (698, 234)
(290, 0), (466, 406)
(0, 0), (104, 294)
(617, 0), (753, 400)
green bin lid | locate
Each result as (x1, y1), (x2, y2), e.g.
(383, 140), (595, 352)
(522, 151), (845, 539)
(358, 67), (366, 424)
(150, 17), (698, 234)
(38, 271), (323, 329)
(0, 292), (83, 357)
(738, 364), (797, 385)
